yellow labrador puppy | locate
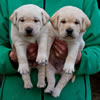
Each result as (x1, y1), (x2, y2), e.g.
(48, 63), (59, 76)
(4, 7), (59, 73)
(10, 4), (50, 89)
(45, 6), (90, 97)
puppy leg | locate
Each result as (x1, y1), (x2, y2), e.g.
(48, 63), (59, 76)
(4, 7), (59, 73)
(63, 42), (80, 73)
(15, 43), (32, 88)
(37, 65), (46, 88)
(45, 63), (56, 93)
(15, 43), (29, 74)
(47, 35), (55, 58)
(52, 73), (72, 97)
(36, 32), (54, 65)
(36, 33), (48, 65)
(22, 72), (33, 89)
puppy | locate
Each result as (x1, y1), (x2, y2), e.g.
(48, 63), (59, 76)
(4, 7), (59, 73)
(45, 6), (90, 97)
(10, 4), (50, 89)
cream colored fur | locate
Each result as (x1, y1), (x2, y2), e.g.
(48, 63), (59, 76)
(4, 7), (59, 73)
(45, 6), (90, 97)
(10, 4), (50, 89)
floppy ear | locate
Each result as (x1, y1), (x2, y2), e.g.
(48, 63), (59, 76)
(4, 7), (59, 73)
(50, 12), (59, 30)
(41, 10), (50, 25)
(81, 14), (91, 32)
(10, 10), (17, 25)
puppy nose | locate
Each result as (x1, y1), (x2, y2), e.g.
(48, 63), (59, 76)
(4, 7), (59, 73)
(25, 27), (33, 34)
(66, 28), (73, 35)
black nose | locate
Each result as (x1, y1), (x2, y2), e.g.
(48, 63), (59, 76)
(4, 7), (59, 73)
(25, 27), (33, 34)
(66, 28), (73, 35)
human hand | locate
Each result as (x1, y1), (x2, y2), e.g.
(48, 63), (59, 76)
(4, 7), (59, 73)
(53, 37), (81, 64)
(9, 42), (38, 65)
(27, 42), (38, 61)
(27, 42), (38, 66)
(9, 45), (17, 63)
(53, 37), (68, 59)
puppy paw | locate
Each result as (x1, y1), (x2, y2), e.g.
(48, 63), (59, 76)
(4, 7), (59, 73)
(18, 65), (29, 74)
(36, 54), (48, 66)
(44, 88), (54, 93)
(24, 81), (33, 89)
(63, 63), (74, 73)
(37, 81), (46, 88)
(52, 88), (61, 98)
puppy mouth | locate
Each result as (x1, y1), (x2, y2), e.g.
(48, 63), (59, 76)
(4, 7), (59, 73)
(65, 36), (75, 40)
(67, 35), (75, 39)
(25, 34), (33, 37)
(63, 28), (76, 39)
(67, 34), (74, 37)
(24, 32), (33, 36)
(63, 33), (75, 39)
(24, 30), (35, 37)
(24, 32), (40, 38)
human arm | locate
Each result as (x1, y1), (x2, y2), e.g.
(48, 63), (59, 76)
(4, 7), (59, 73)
(0, 0), (18, 74)
(76, 0), (100, 75)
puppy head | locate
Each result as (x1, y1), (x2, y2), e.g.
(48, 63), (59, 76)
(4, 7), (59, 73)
(10, 4), (50, 37)
(50, 6), (90, 39)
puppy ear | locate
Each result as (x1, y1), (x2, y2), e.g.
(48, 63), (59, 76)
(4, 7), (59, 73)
(10, 10), (17, 25)
(41, 10), (50, 25)
(50, 12), (59, 30)
(81, 15), (91, 32)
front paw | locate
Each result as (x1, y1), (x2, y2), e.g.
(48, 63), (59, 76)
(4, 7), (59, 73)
(63, 63), (74, 73)
(36, 54), (48, 66)
(45, 87), (54, 93)
(18, 64), (29, 74)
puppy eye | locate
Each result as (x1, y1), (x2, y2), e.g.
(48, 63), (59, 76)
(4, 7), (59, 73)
(74, 21), (79, 24)
(61, 20), (66, 24)
(20, 19), (25, 22)
(34, 19), (39, 23)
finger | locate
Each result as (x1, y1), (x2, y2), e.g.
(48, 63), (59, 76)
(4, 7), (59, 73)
(27, 47), (37, 54)
(54, 45), (64, 55)
(12, 45), (16, 53)
(27, 44), (38, 55)
(55, 37), (67, 45)
(54, 39), (67, 52)
(12, 44), (15, 49)
(54, 42), (68, 57)
(54, 42), (67, 52)
(28, 42), (38, 48)
(55, 50), (67, 59)
(55, 51), (60, 57)
(27, 44), (38, 50)
(28, 52), (37, 60)
(28, 53), (36, 60)
(10, 51), (18, 62)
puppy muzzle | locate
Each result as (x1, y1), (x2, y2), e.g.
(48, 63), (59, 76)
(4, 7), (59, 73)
(63, 28), (75, 38)
(66, 28), (73, 36)
(25, 27), (33, 36)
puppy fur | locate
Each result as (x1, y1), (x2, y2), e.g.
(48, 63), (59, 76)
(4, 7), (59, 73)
(10, 4), (50, 89)
(45, 6), (90, 97)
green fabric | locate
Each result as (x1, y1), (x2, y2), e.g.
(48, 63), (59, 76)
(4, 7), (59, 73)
(2, 70), (42, 100)
(0, 0), (100, 100)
